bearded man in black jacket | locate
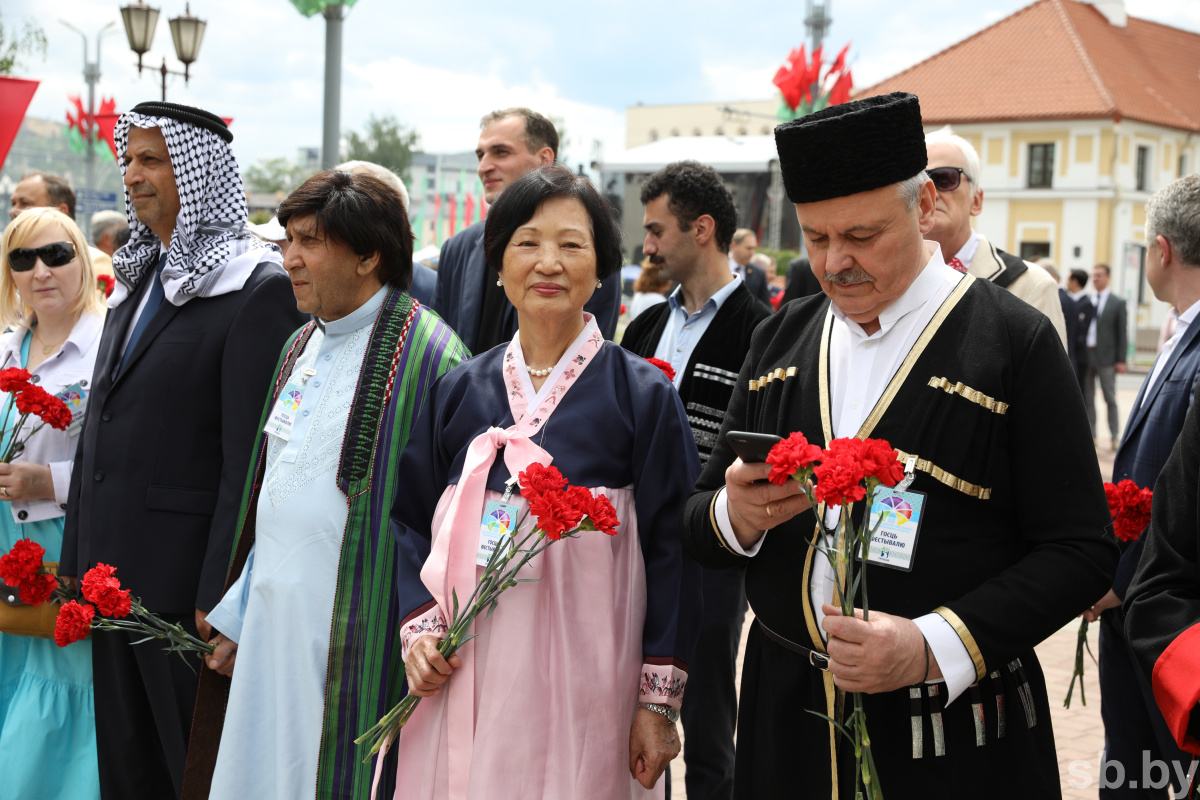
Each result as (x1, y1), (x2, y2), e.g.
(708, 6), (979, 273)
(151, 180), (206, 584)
(622, 159), (769, 800)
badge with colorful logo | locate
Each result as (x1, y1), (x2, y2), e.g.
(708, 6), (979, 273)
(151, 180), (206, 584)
(478, 500), (519, 567)
(56, 381), (88, 434)
(263, 380), (304, 442)
(281, 390), (303, 412)
(859, 488), (926, 571)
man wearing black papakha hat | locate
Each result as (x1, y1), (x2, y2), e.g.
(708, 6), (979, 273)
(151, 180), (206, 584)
(60, 101), (307, 798)
(680, 92), (1118, 797)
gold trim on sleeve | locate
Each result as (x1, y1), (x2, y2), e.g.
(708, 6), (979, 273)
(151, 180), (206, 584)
(927, 377), (1009, 415)
(893, 449), (992, 500)
(709, 491), (740, 556)
(934, 606), (987, 681)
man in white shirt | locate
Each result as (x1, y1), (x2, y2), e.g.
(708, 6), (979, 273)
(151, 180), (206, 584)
(1085, 174), (1200, 799)
(923, 127), (1067, 350)
(680, 91), (1116, 797)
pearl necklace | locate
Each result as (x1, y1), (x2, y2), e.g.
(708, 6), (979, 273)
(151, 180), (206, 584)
(526, 365), (553, 378)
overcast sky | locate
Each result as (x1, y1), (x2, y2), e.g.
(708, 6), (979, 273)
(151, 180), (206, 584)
(7, 0), (1199, 174)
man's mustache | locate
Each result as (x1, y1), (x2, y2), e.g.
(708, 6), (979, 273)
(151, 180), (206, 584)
(648, 255), (665, 265)
(824, 266), (875, 285)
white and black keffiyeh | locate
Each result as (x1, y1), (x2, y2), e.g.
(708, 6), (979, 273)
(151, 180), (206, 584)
(110, 111), (283, 307)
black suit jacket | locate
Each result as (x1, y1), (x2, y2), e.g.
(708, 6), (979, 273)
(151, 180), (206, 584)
(740, 262), (772, 307)
(61, 261), (308, 613)
(781, 256), (822, 307)
(1074, 294), (1095, 370)
(1058, 287), (1078, 368)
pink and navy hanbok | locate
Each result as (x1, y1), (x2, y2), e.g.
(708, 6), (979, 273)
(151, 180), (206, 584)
(389, 316), (702, 800)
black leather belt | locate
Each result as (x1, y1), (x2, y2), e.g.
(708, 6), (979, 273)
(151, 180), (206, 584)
(757, 619), (830, 670)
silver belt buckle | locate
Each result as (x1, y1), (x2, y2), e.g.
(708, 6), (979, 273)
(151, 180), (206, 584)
(809, 651), (830, 671)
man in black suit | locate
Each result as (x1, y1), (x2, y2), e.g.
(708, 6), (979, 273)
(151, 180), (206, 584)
(1085, 263), (1128, 450)
(60, 102), (307, 799)
(1085, 175), (1200, 799)
(728, 228), (771, 307)
(780, 254), (822, 307)
(1068, 269), (1094, 389)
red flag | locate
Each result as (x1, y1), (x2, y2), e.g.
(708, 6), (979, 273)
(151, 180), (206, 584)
(830, 43), (850, 76)
(464, 194), (475, 228)
(94, 113), (121, 160)
(772, 45), (807, 112)
(829, 68), (854, 106)
(804, 45), (824, 104)
(0, 78), (39, 170)
(480, 198), (488, 221)
(448, 194), (457, 237)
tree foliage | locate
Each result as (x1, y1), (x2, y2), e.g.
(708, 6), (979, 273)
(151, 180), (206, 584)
(0, 12), (48, 76)
(243, 157), (310, 194)
(342, 115), (421, 176)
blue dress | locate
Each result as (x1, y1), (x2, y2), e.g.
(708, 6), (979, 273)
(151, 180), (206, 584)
(0, 332), (100, 800)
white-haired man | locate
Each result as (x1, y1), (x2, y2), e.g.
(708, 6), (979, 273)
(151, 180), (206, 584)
(334, 159), (435, 305)
(90, 209), (130, 257)
(924, 127), (1067, 350)
(680, 92), (1116, 797)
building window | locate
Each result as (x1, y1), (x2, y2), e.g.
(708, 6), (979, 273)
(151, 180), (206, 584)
(1019, 242), (1051, 261)
(1027, 144), (1054, 188)
(1136, 145), (1151, 191)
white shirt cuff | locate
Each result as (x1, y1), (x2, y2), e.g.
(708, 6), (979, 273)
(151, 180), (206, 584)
(49, 461), (73, 507)
(915, 612), (977, 706)
(714, 488), (767, 556)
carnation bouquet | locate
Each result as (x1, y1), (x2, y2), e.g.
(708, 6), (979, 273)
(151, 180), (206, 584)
(0, 538), (214, 661)
(356, 463), (619, 759)
(0, 367), (73, 463)
(1063, 479), (1153, 708)
(765, 432), (907, 800)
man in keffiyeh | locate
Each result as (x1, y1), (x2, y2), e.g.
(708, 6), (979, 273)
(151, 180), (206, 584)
(60, 101), (308, 799)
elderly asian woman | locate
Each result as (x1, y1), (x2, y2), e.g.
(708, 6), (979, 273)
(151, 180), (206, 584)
(0, 207), (106, 800)
(389, 166), (703, 799)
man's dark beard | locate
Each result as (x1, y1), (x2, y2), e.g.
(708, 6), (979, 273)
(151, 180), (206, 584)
(824, 266), (875, 285)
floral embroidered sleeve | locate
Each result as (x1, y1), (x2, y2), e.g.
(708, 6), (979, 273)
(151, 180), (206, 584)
(639, 657), (688, 710)
(400, 599), (449, 662)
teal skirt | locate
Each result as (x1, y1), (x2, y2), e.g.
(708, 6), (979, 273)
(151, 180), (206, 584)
(0, 513), (100, 800)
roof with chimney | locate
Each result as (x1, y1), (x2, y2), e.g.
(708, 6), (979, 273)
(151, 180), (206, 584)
(860, 0), (1200, 132)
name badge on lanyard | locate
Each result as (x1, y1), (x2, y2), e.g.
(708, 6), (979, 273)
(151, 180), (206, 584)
(478, 476), (521, 567)
(56, 381), (89, 436)
(264, 378), (307, 441)
(858, 487), (927, 572)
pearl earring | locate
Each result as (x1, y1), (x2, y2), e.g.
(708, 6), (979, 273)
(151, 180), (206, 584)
(596, 281), (602, 288)
(496, 278), (503, 286)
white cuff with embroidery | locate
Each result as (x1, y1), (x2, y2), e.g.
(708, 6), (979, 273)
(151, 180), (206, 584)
(400, 603), (449, 662)
(914, 613), (976, 705)
(713, 488), (768, 556)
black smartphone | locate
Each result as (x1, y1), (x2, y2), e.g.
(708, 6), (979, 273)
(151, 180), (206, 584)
(725, 431), (783, 463)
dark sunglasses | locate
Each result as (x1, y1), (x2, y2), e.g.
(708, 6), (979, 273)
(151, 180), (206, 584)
(8, 242), (76, 272)
(927, 166), (971, 193)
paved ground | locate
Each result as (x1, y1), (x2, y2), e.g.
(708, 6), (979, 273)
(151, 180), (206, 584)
(669, 374), (1149, 799)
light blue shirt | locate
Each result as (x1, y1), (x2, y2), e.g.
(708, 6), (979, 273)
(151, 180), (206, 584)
(652, 275), (742, 388)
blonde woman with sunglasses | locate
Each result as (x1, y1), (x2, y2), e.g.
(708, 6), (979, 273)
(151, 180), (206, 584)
(0, 206), (105, 800)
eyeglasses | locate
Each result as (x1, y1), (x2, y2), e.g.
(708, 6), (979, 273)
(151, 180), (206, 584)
(927, 167), (971, 193)
(7, 242), (76, 272)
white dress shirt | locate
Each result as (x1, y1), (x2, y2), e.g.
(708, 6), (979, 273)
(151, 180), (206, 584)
(728, 255), (746, 280)
(1087, 288), (1110, 348)
(653, 275), (742, 389)
(0, 312), (104, 522)
(714, 242), (979, 704)
(1142, 299), (1200, 408)
(950, 232), (982, 268)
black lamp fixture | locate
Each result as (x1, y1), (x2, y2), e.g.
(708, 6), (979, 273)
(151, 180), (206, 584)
(120, 1), (206, 101)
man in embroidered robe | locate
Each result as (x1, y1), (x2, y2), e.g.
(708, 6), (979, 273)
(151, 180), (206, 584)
(922, 127), (1067, 350)
(621, 160), (770, 800)
(60, 102), (307, 799)
(182, 171), (466, 800)
(679, 92), (1118, 798)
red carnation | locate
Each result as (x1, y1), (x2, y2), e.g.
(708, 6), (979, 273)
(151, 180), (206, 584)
(519, 463), (568, 501)
(53, 601), (94, 647)
(13, 384), (70, 430)
(812, 440), (868, 506)
(859, 438), (905, 487)
(561, 485), (596, 521)
(81, 563), (133, 618)
(18, 571), (57, 606)
(766, 431), (824, 486)
(96, 275), (115, 297)
(0, 538), (46, 587)
(586, 493), (619, 536)
(529, 490), (585, 542)
(0, 368), (32, 393)
(645, 358), (676, 383)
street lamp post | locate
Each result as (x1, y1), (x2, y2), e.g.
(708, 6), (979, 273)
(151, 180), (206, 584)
(60, 20), (116, 213)
(120, 1), (207, 102)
